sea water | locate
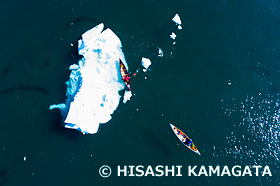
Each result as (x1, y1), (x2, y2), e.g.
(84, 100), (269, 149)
(1, 0), (280, 185)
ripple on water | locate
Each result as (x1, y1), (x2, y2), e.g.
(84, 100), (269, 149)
(215, 94), (280, 175)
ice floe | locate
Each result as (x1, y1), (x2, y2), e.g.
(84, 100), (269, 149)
(158, 48), (164, 57)
(141, 57), (152, 70)
(123, 90), (132, 103)
(69, 64), (79, 70)
(170, 32), (177, 40)
(172, 14), (182, 30)
(50, 23), (130, 134)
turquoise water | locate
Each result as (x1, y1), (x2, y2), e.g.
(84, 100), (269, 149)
(1, 0), (280, 185)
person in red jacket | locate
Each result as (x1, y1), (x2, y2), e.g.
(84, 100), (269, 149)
(123, 76), (130, 82)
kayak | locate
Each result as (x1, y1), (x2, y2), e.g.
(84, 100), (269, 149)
(119, 59), (131, 91)
(169, 123), (201, 155)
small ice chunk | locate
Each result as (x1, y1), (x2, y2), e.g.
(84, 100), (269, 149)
(158, 48), (163, 57)
(70, 43), (73, 46)
(23, 156), (26, 161)
(170, 32), (176, 40)
(172, 14), (182, 25)
(172, 14), (183, 30)
(69, 64), (79, 70)
(49, 104), (66, 110)
(123, 90), (132, 103)
(141, 57), (152, 69)
(173, 42), (176, 45)
(143, 69), (147, 72)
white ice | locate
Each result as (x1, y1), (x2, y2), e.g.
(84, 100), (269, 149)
(158, 48), (164, 57)
(141, 57), (152, 69)
(69, 64), (79, 70)
(123, 90), (132, 103)
(50, 23), (130, 134)
(170, 32), (177, 40)
(172, 14), (182, 30)
(172, 14), (182, 25)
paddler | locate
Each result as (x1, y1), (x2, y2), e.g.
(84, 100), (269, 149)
(123, 76), (131, 82)
(183, 138), (192, 147)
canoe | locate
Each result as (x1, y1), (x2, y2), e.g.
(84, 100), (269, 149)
(119, 59), (131, 91)
(169, 123), (201, 155)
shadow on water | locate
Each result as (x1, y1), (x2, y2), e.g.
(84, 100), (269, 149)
(0, 169), (8, 186)
(0, 66), (10, 79)
(71, 17), (96, 25)
(10, 52), (50, 70)
(47, 16), (97, 49)
(0, 53), (49, 95)
(20, 54), (49, 69)
(48, 110), (83, 139)
(1, 48), (49, 76)
(0, 86), (48, 94)
(65, 41), (83, 66)
(142, 130), (173, 158)
(151, 23), (173, 44)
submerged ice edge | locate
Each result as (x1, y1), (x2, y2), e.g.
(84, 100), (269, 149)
(50, 23), (130, 134)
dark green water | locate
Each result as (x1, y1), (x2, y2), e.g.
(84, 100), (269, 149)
(1, 0), (280, 185)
